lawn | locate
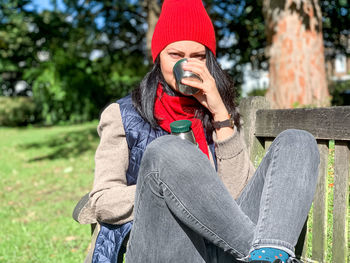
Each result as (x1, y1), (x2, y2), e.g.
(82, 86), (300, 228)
(0, 123), (341, 263)
(304, 140), (335, 262)
(0, 122), (99, 263)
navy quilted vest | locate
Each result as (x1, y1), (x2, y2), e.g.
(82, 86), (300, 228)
(92, 94), (217, 263)
(117, 95), (169, 185)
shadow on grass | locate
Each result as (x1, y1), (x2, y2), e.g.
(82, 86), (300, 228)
(21, 127), (99, 162)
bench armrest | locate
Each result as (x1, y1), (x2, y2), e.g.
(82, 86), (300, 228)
(72, 192), (97, 224)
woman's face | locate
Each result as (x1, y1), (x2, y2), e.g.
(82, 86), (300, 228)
(159, 40), (206, 91)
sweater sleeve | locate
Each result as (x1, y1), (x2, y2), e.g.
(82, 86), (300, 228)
(214, 127), (256, 199)
(89, 103), (136, 225)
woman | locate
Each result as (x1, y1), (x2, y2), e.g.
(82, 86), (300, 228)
(89, 0), (320, 262)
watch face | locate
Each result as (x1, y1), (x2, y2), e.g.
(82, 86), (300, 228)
(229, 118), (234, 128)
(223, 119), (233, 128)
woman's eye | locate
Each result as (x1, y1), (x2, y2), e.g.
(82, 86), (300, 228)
(169, 53), (181, 58)
(196, 55), (206, 60)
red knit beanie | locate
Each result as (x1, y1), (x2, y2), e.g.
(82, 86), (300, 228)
(151, 0), (216, 62)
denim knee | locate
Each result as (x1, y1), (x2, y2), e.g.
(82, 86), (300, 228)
(276, 129), (317, 150)
(142, 135), (200, 168)
(143, 135), (195, 160)
(140, 135), (210, 182)
(275, 129), (320, 174)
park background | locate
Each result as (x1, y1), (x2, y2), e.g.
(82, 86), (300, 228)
(0, 0), (349, 262)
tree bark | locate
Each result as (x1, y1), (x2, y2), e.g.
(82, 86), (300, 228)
(263, 0), (330, 108)
(145, 0), (161, 62)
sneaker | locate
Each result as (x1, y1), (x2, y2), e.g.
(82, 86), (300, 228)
(249, 260), (283, 263)
(250, 259), (303, 263)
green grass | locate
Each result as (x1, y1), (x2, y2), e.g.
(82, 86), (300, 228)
(0, 122), (99, 262)
(303, 140), (336, 262)
(0, 125), (345, 262)
(326, 140), (335, 263)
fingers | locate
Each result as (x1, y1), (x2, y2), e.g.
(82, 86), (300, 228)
(181, 59), (215, 94)
(180, 58), (226, 116)
(192, 92), (208, 107)
(181, 77), (203, 88)
(182, 59), (211, 80)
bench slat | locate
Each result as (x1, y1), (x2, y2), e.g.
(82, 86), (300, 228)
(312, 141), (329, 262)
(255, 107), (350, 141)
(333, 141), (350, 263)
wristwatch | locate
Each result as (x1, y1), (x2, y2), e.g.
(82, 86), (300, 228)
(212, 114), (234, 129)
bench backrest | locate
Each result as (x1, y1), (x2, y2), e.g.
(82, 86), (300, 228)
(239, 97), (350, 263)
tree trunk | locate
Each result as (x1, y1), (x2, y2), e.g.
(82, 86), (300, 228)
(263, 0), (330, 108)
(145, 0), (161, 62)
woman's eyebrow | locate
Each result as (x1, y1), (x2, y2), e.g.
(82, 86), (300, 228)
(167, 49), (205, 55)
(190, 51), (205, 56)
(167, 49), (185, 54)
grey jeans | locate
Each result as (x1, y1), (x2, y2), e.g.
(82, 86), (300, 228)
(125, 129), (320, 263)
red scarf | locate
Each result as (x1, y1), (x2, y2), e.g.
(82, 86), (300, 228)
(154, 84), (209, 158)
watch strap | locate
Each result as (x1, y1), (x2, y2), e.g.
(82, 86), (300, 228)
(212, 115), (234, 129)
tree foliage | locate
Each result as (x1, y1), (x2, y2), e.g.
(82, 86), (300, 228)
(0, 0), (149, 124)
(206, 0), (267, 87)
(0, 0), (35, 96)
(321, 0), (350, 59)
(0, 0), (348, 124)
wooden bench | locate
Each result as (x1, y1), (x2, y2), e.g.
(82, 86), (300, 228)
(240, 97), (350, 263)
(74, 96), (350, 263)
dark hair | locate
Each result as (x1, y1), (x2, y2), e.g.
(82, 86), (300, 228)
(132, 47), (241, 138)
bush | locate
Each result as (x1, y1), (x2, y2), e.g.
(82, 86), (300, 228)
(247, 87), (267, 97)
(0, 96), (37, 126)
(329, 79), (350, 106)
(24, 49), (146, 125)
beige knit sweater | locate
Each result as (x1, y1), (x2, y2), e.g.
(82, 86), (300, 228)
(88, 103), (255, 225)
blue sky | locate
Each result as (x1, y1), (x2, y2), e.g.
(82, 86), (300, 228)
(27, 0), (106, 28)
(27, 0), (65, 12)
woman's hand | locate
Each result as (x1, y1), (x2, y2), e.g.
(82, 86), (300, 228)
(181, 58), (234, 139)
(181, 59), (227, 119)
